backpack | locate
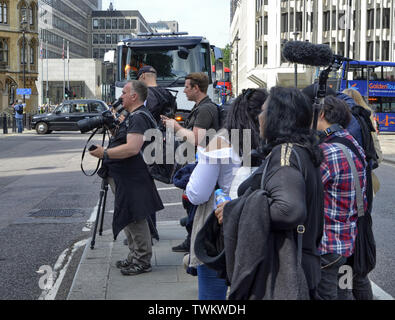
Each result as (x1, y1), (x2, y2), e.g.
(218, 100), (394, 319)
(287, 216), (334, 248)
(150, 87), (177, 118)
(337, 93), (379, 170)
(351, 105), (379, 170)
(16, 104), (23, 115)
(134, 109), (181, 184)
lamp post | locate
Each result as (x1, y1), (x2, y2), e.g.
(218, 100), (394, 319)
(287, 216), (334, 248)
(293, 32), (300, 88)
(21, 17), (28, 103)
(232, 36), (240, 96)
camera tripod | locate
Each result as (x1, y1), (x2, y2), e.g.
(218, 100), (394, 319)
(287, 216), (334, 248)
(90, 177), (109, 249)
(90, 176), (160, 249)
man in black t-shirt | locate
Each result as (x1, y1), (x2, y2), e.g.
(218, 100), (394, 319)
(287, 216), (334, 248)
(161, 72), (219, 147)
(161, 72), (219, 253)
(89, 80), (164, 276)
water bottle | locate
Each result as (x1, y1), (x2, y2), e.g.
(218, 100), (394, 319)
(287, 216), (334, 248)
(215, 189), (231, 207)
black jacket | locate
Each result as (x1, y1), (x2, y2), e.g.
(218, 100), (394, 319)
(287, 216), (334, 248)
(237, 143), (324, 294)
(223, 186), (309, 300)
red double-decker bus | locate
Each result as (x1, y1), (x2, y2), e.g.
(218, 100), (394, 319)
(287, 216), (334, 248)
(216, 67), (232, 96)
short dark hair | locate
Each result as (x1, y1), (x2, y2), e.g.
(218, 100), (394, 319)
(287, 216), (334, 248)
(321, 96), (352, 128)
(186, 72), (209, 93)
(129, 80), (147, 102)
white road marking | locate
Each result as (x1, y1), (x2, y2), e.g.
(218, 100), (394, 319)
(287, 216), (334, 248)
(82, 201), (99, 232)
(38, 239), (88, 300)
(157, 187), (179, 191)
(163, 202), (183, 207)
(371, 281), (394, 300)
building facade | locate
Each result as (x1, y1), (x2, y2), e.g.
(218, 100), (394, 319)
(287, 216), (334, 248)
(90, 9), (152, 60)
(230, 0), (395, 94)
(39, 0), (100, 59)
(0, 0), (39, 112)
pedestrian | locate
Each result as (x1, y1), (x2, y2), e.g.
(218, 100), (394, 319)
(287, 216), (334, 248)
(187, 88), (268, 300)
(137, 65), (176, 123)
(89, 80), (164, 276)
(217, 87), (324, 300)
(13, 100), (24, 133)
(161, 72), (220, 253)
(315, 96), (368, 300)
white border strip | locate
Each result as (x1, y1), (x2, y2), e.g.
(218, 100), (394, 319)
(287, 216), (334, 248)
(371, 281), (394, 300)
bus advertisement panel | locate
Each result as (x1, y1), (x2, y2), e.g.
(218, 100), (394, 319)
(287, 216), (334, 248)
(377, 113), (395, 132)
(341, 80), (395, 97)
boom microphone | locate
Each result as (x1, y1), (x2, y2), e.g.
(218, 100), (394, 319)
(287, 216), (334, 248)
(282, 41), (334, 67)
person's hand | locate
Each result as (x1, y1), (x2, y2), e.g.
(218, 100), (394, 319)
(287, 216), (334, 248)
(161, 115), (180, 131)
(118, 114), (126, 123)
(89, 145), (105, 159)
(214, 200), (230, 225)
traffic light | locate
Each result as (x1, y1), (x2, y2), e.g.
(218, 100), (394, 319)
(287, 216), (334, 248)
(64, 88), (71, 99)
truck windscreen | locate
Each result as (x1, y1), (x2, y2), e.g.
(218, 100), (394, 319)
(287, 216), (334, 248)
(119, 43), (211, 84)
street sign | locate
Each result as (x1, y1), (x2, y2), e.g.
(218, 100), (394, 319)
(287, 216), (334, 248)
(17, 88), (32, 95)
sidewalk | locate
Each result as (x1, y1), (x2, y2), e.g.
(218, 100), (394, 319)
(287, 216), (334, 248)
(67, 221), (198, 300)
(378, 133), (395, 164)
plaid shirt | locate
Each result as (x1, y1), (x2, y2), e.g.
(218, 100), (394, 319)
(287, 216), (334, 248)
(318, 130), (367, 257)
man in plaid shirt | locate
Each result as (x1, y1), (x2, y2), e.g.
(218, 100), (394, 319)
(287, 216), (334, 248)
(316, 96), (367, 300)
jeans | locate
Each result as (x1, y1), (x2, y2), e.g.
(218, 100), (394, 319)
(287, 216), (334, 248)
(16, 118), (23, 133)
(317, 253), (348, 300)
(197, 264), (228, 300)
(337, 273), (374, 300)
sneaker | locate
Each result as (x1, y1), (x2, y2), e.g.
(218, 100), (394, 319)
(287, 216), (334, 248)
(121, 263), (152, 276)
(172, 240), (190, 253)
(116, 259), (133, 269)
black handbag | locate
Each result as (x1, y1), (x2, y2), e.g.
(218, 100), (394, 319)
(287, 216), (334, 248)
(334, 143), (376, 277)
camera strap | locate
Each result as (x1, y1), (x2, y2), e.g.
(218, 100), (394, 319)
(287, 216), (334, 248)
(80, 128), (107, 177)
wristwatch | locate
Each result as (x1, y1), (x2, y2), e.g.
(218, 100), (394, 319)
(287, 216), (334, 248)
(103, 148), (109, 160)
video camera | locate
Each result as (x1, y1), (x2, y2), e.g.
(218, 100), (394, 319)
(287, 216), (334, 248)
(77, 98), (125, 133)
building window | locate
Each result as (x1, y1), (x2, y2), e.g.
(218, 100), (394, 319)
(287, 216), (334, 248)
(29, 5), (33, 25)
(93, 19), (99, 29)
(382, 41), (389, 61)
(112, 34), (117, 44)
(20, 3), (27, 24)
(99, 34), (105, 44)
(125, 19), (130, 29)
(30, 45), (35, 64)
(105, 19), (111, 29)
(323, 11), (330, 31)
(119, 19), (124, 29)
(367, 9), (374, 30)
(367, 41), (374, 60)
(93, 48), (99, 58)
(131, 19), (137, 29)
(0, 38), (8, 64)
(0, 2), (8, 24)
(20, 41), (27, 65)
(93, 33), (98, 44)
(281, 13), (288, 33)
(112, 19), (117, 29)
(383, 8), (390, 29)
(106, 34), (111, 44)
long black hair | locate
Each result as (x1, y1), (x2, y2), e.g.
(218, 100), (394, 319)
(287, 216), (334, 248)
(224, 88), (269, 156)
(261, 87), (323, 167)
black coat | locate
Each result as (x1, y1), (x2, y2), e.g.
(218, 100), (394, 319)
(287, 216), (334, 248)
(237, 144), (324, 295)
(223, 186), (309, 300)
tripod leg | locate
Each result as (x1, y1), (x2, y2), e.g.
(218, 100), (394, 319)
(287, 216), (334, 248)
(99, 182), (108, 236)
(90, 180), (105, 249)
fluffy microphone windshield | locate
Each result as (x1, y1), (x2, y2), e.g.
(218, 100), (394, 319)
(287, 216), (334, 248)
(282, 41), (334, 67)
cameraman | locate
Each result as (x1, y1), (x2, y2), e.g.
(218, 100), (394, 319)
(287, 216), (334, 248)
(89, 80), (164, 276)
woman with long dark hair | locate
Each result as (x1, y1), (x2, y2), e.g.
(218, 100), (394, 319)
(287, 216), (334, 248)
(186, 88), (268, 300)
(220, 87), (324, 299)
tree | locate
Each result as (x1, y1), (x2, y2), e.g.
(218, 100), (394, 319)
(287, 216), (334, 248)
(222, 43), (231, 68)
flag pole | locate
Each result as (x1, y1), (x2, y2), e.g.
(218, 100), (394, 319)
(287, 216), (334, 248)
(46, 41), (48, 104)
(67, 41), (70, 93)
(63, 39), (65, 100)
